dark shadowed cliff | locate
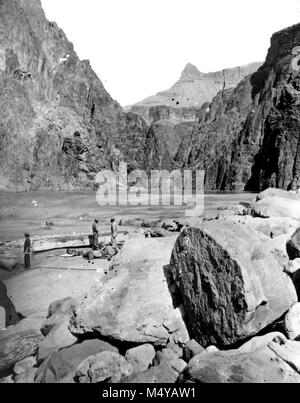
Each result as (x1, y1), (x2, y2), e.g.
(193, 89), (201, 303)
(1, 0), (299, 192)
(0, 0), (148, 191)
(152, 23), (300, 192)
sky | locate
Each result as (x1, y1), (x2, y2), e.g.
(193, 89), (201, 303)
(41, 0), (300, 106)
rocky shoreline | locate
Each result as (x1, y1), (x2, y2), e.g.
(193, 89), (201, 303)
(2, 188), (300, 383)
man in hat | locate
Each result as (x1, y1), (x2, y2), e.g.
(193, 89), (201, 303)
(24, 233), (31, 270)
(92, 219), (99, 250)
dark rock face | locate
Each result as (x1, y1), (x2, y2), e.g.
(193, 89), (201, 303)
(170, 221), (297, 347)
(2, 1), (300, 193)
(141, 76), (255, 190)
(0, 0), (148, 191)
(228, 23), (300, 191)
(143, 23), (300, 192)
(175, 78), (254, 190)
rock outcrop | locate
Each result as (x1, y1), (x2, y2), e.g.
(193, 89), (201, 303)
(179, 333), (300, 383)
(0, 0), (148, 191)
(170, 220), (297, 347)
(143, 23), (300, 191)
(227, 23), (300, 190)
(69, 237), (189, 346)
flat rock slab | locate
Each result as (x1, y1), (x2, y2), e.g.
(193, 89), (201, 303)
(170, 221), (297, 347)
(180, 333), (300, 383)
(69, 237), (189, 346)
(180, 344), (300, 383)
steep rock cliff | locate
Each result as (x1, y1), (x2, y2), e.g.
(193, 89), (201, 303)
(0, 0), (148, 191)
(229, 23), (300, 191)
(128, 62), (261, 124)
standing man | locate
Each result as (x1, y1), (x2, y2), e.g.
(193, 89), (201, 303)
(24, 233), (31, 270)
(92, 219), (99, 250)
(111, 218), (118, 249)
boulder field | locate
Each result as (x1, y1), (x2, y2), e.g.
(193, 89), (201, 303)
(2, 188), (300, 383)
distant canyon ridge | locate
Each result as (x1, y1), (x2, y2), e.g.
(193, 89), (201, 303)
(1, 0), (300, 192)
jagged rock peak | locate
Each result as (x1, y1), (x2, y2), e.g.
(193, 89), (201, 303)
(180, 63), (204, 80)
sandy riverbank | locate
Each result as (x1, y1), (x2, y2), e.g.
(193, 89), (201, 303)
(0, 191), (256, 319)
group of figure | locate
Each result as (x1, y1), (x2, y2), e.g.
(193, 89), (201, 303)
(92, 218), (118, 250)
(23, 219), (119, 270)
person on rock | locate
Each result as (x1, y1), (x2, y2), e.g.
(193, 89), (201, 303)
(92, 219), (99, 250)
(24, 233), (31, 270)
(111, 218), (118, 250)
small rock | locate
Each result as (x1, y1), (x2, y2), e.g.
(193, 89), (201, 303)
(285, 259), (300, 275)
(14, 367), (37, 383)
(154, 349), (177, 367)
(169, 358), (187, 374)
(13, 356), (36, 375)
(76, 351), (133, 383)
(37, 321), (78, 364)
(184, 340), (205, 362)
(35, 339), (118, 383)
(284, 303), (300, 340)
(122, 361), (179, 383)
(206, 346), (219, 353)
(0, 376), (13, 383)
(125, 344), (156, 374)
(166, 342), (184, 358)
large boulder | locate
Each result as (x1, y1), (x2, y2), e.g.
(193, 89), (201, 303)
(125, 344), (156, 374)
(170, 221), (297, 347)
(252, 197), (300, 220)
(75, 351), (133, 383)
(0, 317), (43, 373)
(35, 339), (118, 383)
(256, 189), (300, 202)
(180, 333), (300, 383)
(184, 340), (205, 363)
(0, 280), (19, 328)
(69, 237), (189, 347)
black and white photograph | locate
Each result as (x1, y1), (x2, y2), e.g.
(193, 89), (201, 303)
(1, 0), (300, 388)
